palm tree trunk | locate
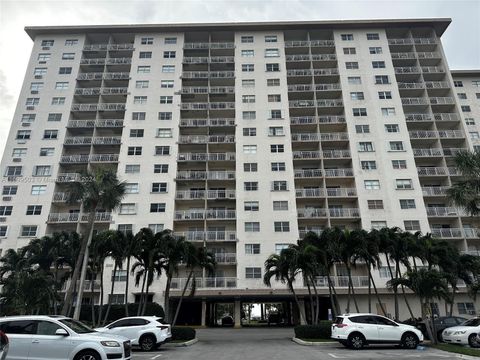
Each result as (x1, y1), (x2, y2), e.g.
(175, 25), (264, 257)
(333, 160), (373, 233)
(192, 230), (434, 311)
(327, 273), (340, 315)
(172, 271), (193, 326)
(367, 266), (372, 313)
(97, 266), (105, 327)
(396, 266), (415, 319)
(90, 273), (96, 327)
(137, 272), (147, 316)
(288, 280), (306, 325)
(103, 263), (117, 326)
(164, 275), (172, 322)
(369, 270), (387, 315)
(141, 270), (152, 316)
(306, 281), (314, 325)
(386, 255), (398, 320)
(347, 266), (360, 312)
(125, 257), (131, 317)
(449, 286), (456, 317)
(309, 275), (320, 324)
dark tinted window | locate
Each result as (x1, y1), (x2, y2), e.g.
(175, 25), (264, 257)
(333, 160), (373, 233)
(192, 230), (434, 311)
(442, 318), (457, 326)
(129, 318), (149, 326)
(350, 316), (376, 324)
(108, 319), (130, 328)
(334, 317), (344, 324)
(374, 316), (397, 326)
(455, 317), (468, 324)
(36, 321), (64, 335)
(462, 318), (480, 326)
(0, 320), (37, 334)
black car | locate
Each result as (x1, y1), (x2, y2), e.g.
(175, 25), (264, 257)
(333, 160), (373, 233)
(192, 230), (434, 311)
(402, 316), (468, 341)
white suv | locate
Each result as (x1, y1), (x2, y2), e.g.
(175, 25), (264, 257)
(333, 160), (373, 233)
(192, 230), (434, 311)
(331, 313), (424, 349)
(0, 315), (131, 360)
(95, 316), (171, 351)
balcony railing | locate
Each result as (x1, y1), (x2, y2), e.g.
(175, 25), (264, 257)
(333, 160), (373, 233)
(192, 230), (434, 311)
(417, 167), (456, 176)
(63, 136), (122, 146)
(297, 208), (327, 218)
(395, 66), (421, 74)
(56, 173), (82, 182)
(388, 38), (414, 45)
(52, 192), (69, 203)
(288, 84), (341, 92)
(61, 279), (101, 291)
(177, 152), (236, 162)
(287, 68), (339, 77)
(323, 150), (351, 158)
(285, 54), (337, 62)
(431, 228), (463, 239)
(284, 40), (335, 47)
(71, 103), (126, 112)
(413, 37), (438, 44)
(417, 52), (442, 59)
(422, 66), (445, 73)
(174, 209), (236, 220)
(398, 82), (425, 89)
(181, 71), (235, 79)
(60, 154), (89, 163)
(430, 97), (456, 105)
(290, 115), (346, 125)
(326, 188), (357, 197)
(294, 169), (322, 178)
(183, 56), (235, 64)
(443, 148), (467, 157)
(422, 186), (449, 196)
(66, 119), (124, 128)
(412, 148), (443, 157)
(424, 81), (450, 89)
(178, 135), (235, 144)
(83, 44), (134, 51)
(401, 98), (429, 106)
(295, 188), (325, 198)
(180, 102), (235, 110)
(171, 277), (237, 290)
(405, 113), (433, 122)
(426, 207), (459, 217)
(64, 137), (92, 145)
(434, 113), (460, 121)
(298, 208), (359, 218)
(179, 118), (235, 127)
(214, 253), (237, 264)
(175, 189), (236, 200)
(90, 154), (119, 163)
(74, 87), (128, 96)
(390, 52), (416, 59)
(177, 231), (237, 242)
(324, 168), (354, 177)
(176, 171), (235, 181)
(80, 57), (132, 65)
(311, 276), (369, 288)
(409, 130), (464, 139)
(183, 42), (235, 49)
(47, 212), (112, 223)
(77, 72), (130, 80)
(179, 86), (235, 94)
(329, 208), (360, 218)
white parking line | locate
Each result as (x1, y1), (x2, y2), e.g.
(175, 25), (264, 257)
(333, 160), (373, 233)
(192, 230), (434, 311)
(328, 354), (348, 359)
(151, 355), (163, 359)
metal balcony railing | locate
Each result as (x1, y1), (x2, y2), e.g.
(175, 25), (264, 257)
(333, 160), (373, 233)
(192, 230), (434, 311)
(390, 52), (416, 59)
(181, 231), (237, 242)
(179, 86), (235, 94)
(413, 38), (438, 44)
(66, 119), (124, 128)
(92, 137), (122, 145)
(60, 154), (89, 163)
(77, 72), (130, 80)
(295, 188), (325, 198)
(426, 207), (459, 217)
(66, 120), (96, 128)
(52, 192), (69, 203)
(183, 56), (235, 64)
(329, 208), (360, 218)
(174, 209), (236, 220)
(416, 52), (442, 59)
(431, 228), (463, 238)
(422, 186), (449, 196)
(434, 113), (460, 121)
(412, 148), (443, 157)
(171, 277), (237, 290)
(293, 151), (321, 160)
(388, 38), (414, 45)
(322, 150), (351, 158)
(324, 168), (354, 177)
(183, 42), (235, 49)
(74, 87), (128, 96)
(294, 169), (322, 178)
(417, 167), (448, 176)
(326, 188), (357, 197)
(297, 208), (328, 218)
(395, 67), (421, 74)
(175, 189), (236, 200)
(288, 84), (341, 92)
(180, 102), (235, 110)
(409, 130), (438, 139)
(214, 253), (237, 264)
(299, 229), (323, 237)
(398, 82), (425, 89)
(430, 97), (456, 105)
(181, 71), (235, 79)
(422, 66), (445, 73)
(56, 173), (82, 182)
(177, 152), (236, 162)
(290, 115), (346, 125)
(179, 118), (235, 127)
(61, 279), (101, 291)
(284, 40), (335, 47)
(71, 103), (126, 112)
(311, 276), (369, 288)
(287, 68), (339, 77)
(89, 154), (119, 162)
(424, 81), (450, 89)
(285, 54), (337, 62)
(443, 148), (467, 157)
(405, 113), (433, 122)
(401, 98), (429, 106)
(47, 212), (112, 223)
(83, 44), (134, 51)
(64, 137), (92, 145)
(176, 171), (235, 181)
(178, 135), (235, 144)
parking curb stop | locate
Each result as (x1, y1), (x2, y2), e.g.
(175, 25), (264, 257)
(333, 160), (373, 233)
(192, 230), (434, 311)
(292, 337), (336, 346)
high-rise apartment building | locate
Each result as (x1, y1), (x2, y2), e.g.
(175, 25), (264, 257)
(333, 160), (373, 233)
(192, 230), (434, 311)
(1, 18), (479, 325)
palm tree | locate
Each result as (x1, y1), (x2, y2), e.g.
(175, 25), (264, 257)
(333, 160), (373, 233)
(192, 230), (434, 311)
(122, 231), (139, 316)
(172, 246), (216, 325)
(62, 169), (126, 320)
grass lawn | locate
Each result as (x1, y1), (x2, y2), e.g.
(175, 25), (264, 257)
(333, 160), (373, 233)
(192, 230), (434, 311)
(432, 343), (480, 357)
(298, 338), (333, 342)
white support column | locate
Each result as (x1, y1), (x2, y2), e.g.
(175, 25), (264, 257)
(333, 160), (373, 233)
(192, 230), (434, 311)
(201, 300), (207, 327)
(234, 300), (241, 328)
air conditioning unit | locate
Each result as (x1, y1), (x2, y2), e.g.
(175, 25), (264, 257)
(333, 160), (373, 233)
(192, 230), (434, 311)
(34, 75), (43, 79)
(26, 106), (35, 110)
(31, 90), (38, 94)
(21, 122), (31, 127)
(42, 46), (50, 50)
(38, 61), (46, 64)
(12, 158), (21, 162)
(2, 197), (11, 201)
(0, 218), (6, 223)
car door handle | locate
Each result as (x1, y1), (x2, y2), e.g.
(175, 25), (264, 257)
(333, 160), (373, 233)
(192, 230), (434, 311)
(32, 340), (40, 344)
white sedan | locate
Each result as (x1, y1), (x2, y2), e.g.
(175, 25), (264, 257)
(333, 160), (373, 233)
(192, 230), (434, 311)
(442, 317), (480, 348)
(95, 316), (171, 351)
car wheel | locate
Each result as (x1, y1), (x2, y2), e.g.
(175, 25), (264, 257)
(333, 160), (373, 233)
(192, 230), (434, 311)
(347, 333), (365, 350)
(74, 350), (101, 360)
(140, 334), (156, 351)
(468, 334), (480, 348)
(401, 333), (419, 349)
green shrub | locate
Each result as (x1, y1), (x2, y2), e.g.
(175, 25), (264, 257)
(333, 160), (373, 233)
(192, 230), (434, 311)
(76, 302), (165, 324)
(171, 326), (196, 341)
(294, 321), (332, 339)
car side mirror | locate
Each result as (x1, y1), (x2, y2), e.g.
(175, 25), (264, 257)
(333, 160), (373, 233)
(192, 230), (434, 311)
(55, 328), (69, 336)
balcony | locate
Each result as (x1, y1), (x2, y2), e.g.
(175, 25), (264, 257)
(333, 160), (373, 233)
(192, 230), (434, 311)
(398, 82), (425, 89)
(329, 208), (360, 218)
(52, 192), (69, 203)
(74, 87), (128, 96)
(295, 188), (325, 198)
(179, 118), (235, 127)
(422, 186), (449, 196)
(430, 97), (456, 105)
(443, 148), (467, 157)
(288, 84), (341, 92)
(71, 103), (126, 112)
(66, 119), (124, 128)
(174, 209), (236, 221)
(83, 44), (134, 51)
(324, 168), (354, 177)
(289, 99), (343, 108)
(326, 188), (357, 197)
(417, 167), (452, 176)
(287, 68), (339, 77)
(293, 151), (321, 160)
(388, 38), (414, 45)
(77, 72), (130, 81)
(390, 52), (416, 59)
(180, 102), (235, 111)
(177, 152), (235, 162)
(181, 71), (235, 79)
(47, 212), (112, 223)
(183, 42), (235, 49)
(408, 130), (437, 139)
(183, 56), (235, 64)
(63, 136), (122, 146)
(60, 154), (89, 163)
(426, 207), (459, 217)
(298, 207), (359, 219)
(323, 150), (351, 159)
(431, 228), (463, 239)
(401, 98), (429, 106)
(176, 171), (235, 181)
(177, 231), (237, 242)
(434, 113), (460, 122)
(294, 169), (322, 178)
(412, 148), (443, 157)
(312, 276), (369, 288)
(290, 115), (346, 125)
(417, 52), (442, 59)
(61, 279), (101, 292)
(214, 253), (237, 264)
(414, 38), (437, 44)
(179, 86), (235, 94)
(80, 57), (132, 65)
(285, 54), (337, 62)
(297, 208), (327, 218)
(171, 277), (237, 290)
(409, 130), (464, 139)
(284, 40), (335, 47)
(395, 66), (421, 74)
(56, 173), (82, 182)
(424, 81), (450, 89)
(421, 66), (445, 74)
(178, 135), (235, 144)
(64, 137), (92, 146)
(175, 189), (236, 200)
(405, 114), (433, 122)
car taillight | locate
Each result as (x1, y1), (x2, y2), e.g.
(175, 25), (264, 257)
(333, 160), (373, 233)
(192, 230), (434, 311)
(0, 331), (8, 346)
(157, 326), (169, 330)
(335, 324), (348, 328)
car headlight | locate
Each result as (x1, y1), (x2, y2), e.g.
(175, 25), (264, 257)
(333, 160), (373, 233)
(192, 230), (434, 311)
(454, 331), (466, 335)
(101, 340), (120, 347)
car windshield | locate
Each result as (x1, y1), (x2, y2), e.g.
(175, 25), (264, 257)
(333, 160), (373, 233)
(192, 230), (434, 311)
(460, 318), (480, 327)
(59, 319), (96, 333)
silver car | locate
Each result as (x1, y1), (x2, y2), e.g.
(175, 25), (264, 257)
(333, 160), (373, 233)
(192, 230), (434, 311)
(0, 330), (8, 360)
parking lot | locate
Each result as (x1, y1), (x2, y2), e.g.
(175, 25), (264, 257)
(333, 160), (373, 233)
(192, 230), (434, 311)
(131, 328), (478, 360)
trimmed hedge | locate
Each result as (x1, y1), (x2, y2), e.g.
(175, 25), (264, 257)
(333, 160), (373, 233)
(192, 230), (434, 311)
(172, 326), (196, 341)
(294, 321), (332, 339)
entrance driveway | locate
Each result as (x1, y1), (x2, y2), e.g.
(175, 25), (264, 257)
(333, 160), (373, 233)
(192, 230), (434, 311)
(132, 328), (474, 360)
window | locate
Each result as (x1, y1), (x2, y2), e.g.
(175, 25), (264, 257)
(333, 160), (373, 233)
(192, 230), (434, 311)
(127, 146), (142, 155)
(242, 95), (255, 103)
(266, 63), (280, 72)
(341, 34), (354, 40)
(243, 128), (256, 136)
(378, 91), (392, 99)
(359, 142), (374, 152)
(51, 97), (65, 105)
(389, 141), (404, 151)
(382, 107), (396, 116)
(21, 114), (36, 123)
(137, 65), (150, 73)
(345, 62), (359, 69)
(268, 94), (281, 102)
(404, 220), (421, 231)
(477, 93), (480, 99)
(368, 200), (384, 209)
(62, 53), (75, 60)
(355, 124), (370, 134)
(245, 244), (260, 254)
(160, 96), (173, 104)
(165, 37), (177, 44)
(369, 47), (382, 54)
(392, 160), (407, 169)
(2, 186), (18, 195)
(30, 82), (44, 91)
(270, 144), (284, 153)
(65, 39), (78, 46)
(5, 166), (22, 176)
(361, 161), (377, 170)
(38, 53), (51, 61)
(243, 163), (258, 172)
(26, 205), (42, 215)
(163, 51), (176, 58)
(12, 148), (27, 157)
(129, 129), (144, 138)
(244, 201), (259, 211)
(34, 67), (47, 76)
(243, 145), (257, 154)
(274, 221), (290, 232)
(242, 64), (254, 72)
(343, 47), (356, 54)
(155, 146), (170, 155)
(119, 203), (136, 215)
(149, 224), (164, 233)
(135, 80), (149, 88)
(154, 164), (168, 173)
(353, 108), (367, 116)
(0, 226), (7, 237)
(457, 93), (467, 99)
(269, 126), (284, 136)
(267, 78), (280, 86)
(141, 37), (153, 45)
(371, 221), (387, 230)
(271, 162), (286, 171)
(0, 206), (12, 216)
(473, 80), (480, 87)
(470, 132), (480, 139)
(111, 270), (128, 282)
(265, 35), (277, 42)
(31, 185), (46, 195)
(43, 130), (58, 139)
(244, 182), (258, 191)
(245, 222), (260, 232)
(350, 92), (364, 100)
(367, 33), (380, 40)
(132, 112), (146, 120)
(125, 165), (140, 174)
(241, 36), (254, 43)
(241, 49), (254, 57)
(457, 302), (476, 315)
(150, 203), (166, 213)
(273, 201), (288, 211)
(242, 111), (256, 120)
(272, 181), (288, 191)
(270, 110), (283, 119)
(26, 98), (40, 106)
(55, 82), (69, 90)
(375, 75), (390, 84)
(396, 179), (413, 189)
(242, 79), (255, 87)
(41, 39), (54, 47)
(246, 267), (262, 279)
(158, 112), (172, 120)
(58, 67), (72, 74)
(157, 128), (172, 138)
(124, 183), (139, 194)
(364, 180), (380, 190)
(348, 76), (362, 85)
(21, 226), (37, 237)
(453, 80), (463, 87)
(133, 96), (147, 105)
(33, 165), (51, 176)
(462, 105), (471, 112)
(265, 49), (280, 57)
(400, 199), (416, 209)
(385, 124), (399, 133)
(151, 183), (167, 193)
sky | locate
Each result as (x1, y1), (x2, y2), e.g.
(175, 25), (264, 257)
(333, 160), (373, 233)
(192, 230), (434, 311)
(0, 0), (479, 158)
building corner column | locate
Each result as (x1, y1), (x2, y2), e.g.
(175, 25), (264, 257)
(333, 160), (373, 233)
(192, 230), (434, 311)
(234, 300), (241, 328)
